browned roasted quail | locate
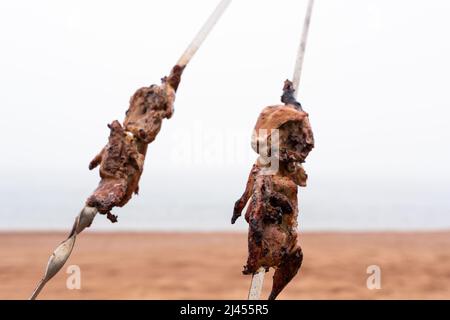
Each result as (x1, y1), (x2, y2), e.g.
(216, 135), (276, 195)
(232, 80), (314, 300)
(87, 66), (183, 222)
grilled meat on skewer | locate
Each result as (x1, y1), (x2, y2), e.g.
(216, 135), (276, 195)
(232, 80), (314, 300)
(87, 66), (183, 222)
(30, 0), (233, 300)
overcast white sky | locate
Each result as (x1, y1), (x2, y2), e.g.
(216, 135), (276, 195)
(0, 0), (449, 231)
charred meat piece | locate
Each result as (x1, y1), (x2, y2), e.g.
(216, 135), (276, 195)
(233, 80), (314, 299)
(124, 84), (175, 144)
(86, 120), (144, 221)
(241, 161), (305, 300)
(86, 66), (183, 222)
(281, 80), (302, 110)
(123, 65), (182, 144)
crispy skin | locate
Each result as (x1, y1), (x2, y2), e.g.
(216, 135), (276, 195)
(233, 80), (314, 299)
(122, 65), (181, 144)
(243, 164), (305, 300)
(86, 66), (182, 222)
(86, 121), (144, 220)
(123, 84), (175, 144)
(241, 163), (301, 274)
(237, 154), (310, 301)
(251, 106), (314, 161)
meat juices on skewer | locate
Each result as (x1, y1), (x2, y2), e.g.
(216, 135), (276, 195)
(232, 80), (314, 300)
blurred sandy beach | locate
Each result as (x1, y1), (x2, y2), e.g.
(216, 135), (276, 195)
(1, 232), (449, 300)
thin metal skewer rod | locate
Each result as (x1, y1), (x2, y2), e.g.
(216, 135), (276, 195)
(292, 0), (315, 98)
(29, 206), (97, 300)
(248, 267), (266, 300)
(177, 0), (232, 67)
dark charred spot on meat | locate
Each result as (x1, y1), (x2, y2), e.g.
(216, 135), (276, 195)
(250, 195), (257, 208)
(163, 64), (185, 92)
(252, 230), (263, 247)
(263, 193), (290, 224)
(269, 194), (293, 215)
(263, 207), (283, 224)
(106, 212), (118, 223)
(288, 132), (302, 145)
(278, 120), (314, 164)
(281, 80), (302, 110)
(280, 246), (288, 258)
(138, 128), (147, 140)
(250, 218), (263, 245)
(242, 265), (252, 275)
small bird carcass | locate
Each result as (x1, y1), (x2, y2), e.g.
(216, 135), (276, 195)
(232, 80), (314, 300)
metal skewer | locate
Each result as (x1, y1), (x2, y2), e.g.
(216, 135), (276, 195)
(248, 267), (266, 300)
(30, 206), (97, 299)
(292, 0), (315, 99)
(247, 0), (315, 300)
(177, 0), (232, 67)
(29, 0), (232, 300)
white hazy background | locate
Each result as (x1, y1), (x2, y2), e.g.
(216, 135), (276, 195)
(0, 0), (449, 231)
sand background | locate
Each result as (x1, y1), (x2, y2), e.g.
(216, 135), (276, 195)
(1, 231), (449, 299)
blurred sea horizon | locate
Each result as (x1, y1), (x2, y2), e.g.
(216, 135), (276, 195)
(2, 167), (449, 232)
